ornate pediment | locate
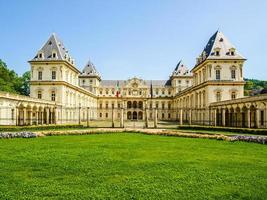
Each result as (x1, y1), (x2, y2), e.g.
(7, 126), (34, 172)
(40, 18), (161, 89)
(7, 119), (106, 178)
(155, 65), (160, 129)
(125, 77), (147, 88)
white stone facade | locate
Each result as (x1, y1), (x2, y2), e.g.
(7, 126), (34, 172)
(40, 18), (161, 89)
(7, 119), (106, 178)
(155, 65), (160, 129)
(0, 31), (266, 128)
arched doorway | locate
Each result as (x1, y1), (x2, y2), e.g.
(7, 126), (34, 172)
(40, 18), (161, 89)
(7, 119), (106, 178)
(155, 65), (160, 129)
(138, 111), (143, 120)
(127, 101), (132, 109)
(133, 101), (137, 109)
(127, 111), (132, 120)
(133, 111), (137, 120)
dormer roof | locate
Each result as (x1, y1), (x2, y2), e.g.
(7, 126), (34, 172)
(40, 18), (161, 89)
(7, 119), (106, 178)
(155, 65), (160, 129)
(171, 60), (192, 77)
(31, 33), (74, 64)
(80, 60), (101, 78)
(195, 31), (245, 66)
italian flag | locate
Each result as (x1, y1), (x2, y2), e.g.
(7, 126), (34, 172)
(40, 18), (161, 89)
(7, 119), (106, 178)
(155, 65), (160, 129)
(116, 80), (120, 97)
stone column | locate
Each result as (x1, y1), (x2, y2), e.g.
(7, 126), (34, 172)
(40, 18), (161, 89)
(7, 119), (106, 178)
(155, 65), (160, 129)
(222, 108), (226, 126)
(23, 107), (27, 125)
(16, 107), (19, 126)
(46, 108), (49, 125)
(120, 108), (124, 128)
(214, 109), (217, 126)
(87, 107), (90, 127)
(145, 108), (149, 128)
(41, 111), (44, 125)
(189, 109), (192, 125)
(255, 109), (260, 128)
(54, 108), (57, 125)
(36, 111), (39, 125)
(179, 109), (183, 125)
(247, 109), (251, 128)
(112, 108), (115, 128)
(154, 109), (158, 128)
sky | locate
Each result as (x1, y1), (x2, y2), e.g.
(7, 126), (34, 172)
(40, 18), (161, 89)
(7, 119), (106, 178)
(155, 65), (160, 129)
(0, 0), (266, 80)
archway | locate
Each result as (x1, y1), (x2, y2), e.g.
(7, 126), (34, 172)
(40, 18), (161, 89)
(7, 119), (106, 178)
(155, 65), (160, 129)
(138, 101), (143, 109)
(133, 111), (137, 120)
(138, 111), (143, 120)
(127, 111), (132, 120)
(127, 101), (132, 109)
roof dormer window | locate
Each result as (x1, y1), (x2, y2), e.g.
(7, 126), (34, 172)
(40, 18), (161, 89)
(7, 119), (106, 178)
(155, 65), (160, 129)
(38, 53), (43, 59)
(214, 47), (220, 56)
(52, 52), (57, 58)
(229, 48), (235, 56)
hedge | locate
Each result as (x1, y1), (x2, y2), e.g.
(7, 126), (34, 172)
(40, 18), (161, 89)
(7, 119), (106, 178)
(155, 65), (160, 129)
(177, 125), (267, 135)
(0, 124), (85, 132)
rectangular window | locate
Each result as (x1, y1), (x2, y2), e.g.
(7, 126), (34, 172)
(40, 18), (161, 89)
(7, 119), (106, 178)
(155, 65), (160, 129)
(106, 113), (108, 118)
(231, 92), (236, 99)
(38, 91), (42, 99)
(38, 71), (42, 80)
(52, 71), (56, 80)
(216, 70), (220, 80)
(231, 69), (236, 79)
(51, 91), (56, 101)
(216, 92), (221, 102)
(99, 103), (102, 109)
(100, 113), (102, 118)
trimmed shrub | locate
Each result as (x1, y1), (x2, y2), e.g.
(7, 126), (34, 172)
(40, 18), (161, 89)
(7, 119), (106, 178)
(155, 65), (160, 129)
(177, 125), (267, 135)
(0, 124), (84, 132)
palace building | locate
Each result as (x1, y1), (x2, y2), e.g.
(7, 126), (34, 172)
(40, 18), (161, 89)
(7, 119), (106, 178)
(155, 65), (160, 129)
(0, 31), (266, 128)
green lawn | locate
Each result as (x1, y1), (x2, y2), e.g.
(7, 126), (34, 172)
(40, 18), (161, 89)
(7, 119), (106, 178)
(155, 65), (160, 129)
(0, 133), (266, 199)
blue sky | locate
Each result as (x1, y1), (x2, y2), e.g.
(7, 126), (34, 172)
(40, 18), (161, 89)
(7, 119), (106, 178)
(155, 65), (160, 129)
(0, 0), (266, 80)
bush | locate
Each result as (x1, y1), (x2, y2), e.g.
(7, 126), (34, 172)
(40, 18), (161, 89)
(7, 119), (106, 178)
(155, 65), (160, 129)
(177, 125), (267, 135)
(0, 124), (84, 132)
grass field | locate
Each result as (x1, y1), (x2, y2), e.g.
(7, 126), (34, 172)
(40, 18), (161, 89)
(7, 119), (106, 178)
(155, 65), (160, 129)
(0, 133), (266, 199)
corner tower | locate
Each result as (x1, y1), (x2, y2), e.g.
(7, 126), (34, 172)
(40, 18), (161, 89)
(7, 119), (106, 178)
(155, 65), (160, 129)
(170, 60), (193, 94)
(79, 60), (101, 94)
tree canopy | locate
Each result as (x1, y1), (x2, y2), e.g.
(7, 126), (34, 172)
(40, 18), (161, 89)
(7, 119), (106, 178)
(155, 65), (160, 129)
(0, 59), (30, 96)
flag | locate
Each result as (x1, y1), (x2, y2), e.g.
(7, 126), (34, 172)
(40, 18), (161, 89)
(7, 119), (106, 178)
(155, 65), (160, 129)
(116, 80), (120, 98)
(150, 81), (153, 99)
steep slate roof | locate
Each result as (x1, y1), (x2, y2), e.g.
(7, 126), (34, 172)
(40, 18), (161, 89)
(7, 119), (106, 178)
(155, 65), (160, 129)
(31, 33), (73, 62)
(100, 80), (171, 87)
(80, 60), (100, 77)
(171, 60), (192, 76)
(197, 31), (245, 65)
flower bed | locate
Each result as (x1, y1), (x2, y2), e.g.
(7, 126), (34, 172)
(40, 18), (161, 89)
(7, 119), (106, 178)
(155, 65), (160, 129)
(0, 132), (39, 139)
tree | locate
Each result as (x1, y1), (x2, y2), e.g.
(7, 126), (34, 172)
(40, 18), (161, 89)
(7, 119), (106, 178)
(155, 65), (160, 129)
(21, 71), (31, 96)
(0, 59), (30, 96)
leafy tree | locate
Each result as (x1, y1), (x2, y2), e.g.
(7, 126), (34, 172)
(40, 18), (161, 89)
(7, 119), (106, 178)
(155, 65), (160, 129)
(0, 59), (30, 96)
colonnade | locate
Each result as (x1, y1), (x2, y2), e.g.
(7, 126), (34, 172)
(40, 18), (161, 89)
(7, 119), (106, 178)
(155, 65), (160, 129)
(17, 105), (57, 126)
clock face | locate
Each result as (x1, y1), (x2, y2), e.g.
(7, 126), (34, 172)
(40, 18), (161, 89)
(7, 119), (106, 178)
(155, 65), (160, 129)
(132, 82), (138, 88)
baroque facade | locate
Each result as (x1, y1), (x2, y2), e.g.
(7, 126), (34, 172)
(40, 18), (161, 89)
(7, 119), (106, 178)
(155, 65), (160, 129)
(0, 31), (266, 128)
